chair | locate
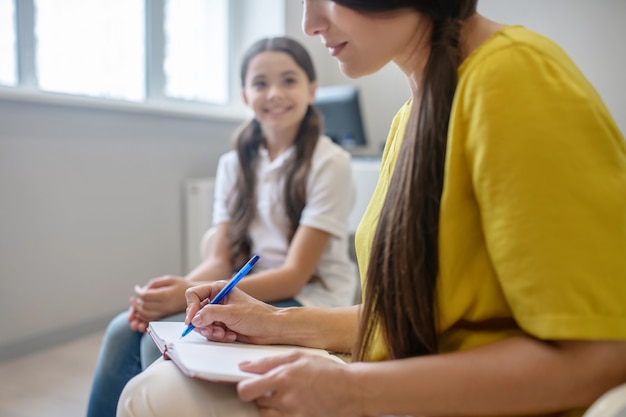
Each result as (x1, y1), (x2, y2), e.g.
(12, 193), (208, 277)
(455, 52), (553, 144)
(583, 383), (626, 417)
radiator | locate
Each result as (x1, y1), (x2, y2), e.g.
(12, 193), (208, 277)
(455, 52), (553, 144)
(183, 177), (215, 273)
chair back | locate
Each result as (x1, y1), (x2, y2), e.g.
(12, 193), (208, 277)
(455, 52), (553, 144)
(583, 383), (626, 417)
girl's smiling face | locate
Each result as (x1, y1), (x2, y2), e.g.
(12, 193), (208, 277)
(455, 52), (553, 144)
(242, 51), (317, 142)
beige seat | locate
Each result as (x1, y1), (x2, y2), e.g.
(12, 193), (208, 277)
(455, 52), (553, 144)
(583, 383), (626, 417)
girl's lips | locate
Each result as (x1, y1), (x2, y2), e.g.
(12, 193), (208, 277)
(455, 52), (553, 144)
(266, 107), (289, 115)
(264, 104), (292, 118)
(326, 42), (347, 57)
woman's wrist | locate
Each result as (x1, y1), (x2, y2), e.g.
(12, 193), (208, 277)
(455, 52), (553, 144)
(345, 362), (368, 417)
(271, 306), (358, 352)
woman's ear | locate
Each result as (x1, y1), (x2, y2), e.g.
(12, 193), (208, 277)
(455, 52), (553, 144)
(242, 90), (250, 106)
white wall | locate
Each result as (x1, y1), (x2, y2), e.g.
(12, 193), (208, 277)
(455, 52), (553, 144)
(0, 0), (624, 361)
(0, 98), (238, 360)
(0, 0), (282, 362)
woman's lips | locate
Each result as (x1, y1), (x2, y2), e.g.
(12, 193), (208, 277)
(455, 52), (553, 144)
(326, 42), (347, 57)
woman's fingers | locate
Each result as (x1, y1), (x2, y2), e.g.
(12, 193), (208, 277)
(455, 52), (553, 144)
(237, 351), (304, 402)
(239, 351), (300, 375)
(236, 353), (353, 417)
(184, 282), (225, 324)
(197, 322), (238, 342)
(184, 283), (280, 345)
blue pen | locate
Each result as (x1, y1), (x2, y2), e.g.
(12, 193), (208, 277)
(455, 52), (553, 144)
(180, 254), (260, 338)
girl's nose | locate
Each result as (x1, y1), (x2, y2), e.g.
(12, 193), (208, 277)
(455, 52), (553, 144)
(267, 84), (283, 99)
(302, 0), (328, 37)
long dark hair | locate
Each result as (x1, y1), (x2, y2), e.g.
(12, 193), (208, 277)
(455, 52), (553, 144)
(228, 37), (322, 270)
(339, 1), (478, 361)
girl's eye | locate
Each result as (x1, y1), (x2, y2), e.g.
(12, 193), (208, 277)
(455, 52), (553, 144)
(252, 81), (267, 89)
(284, 77), (297, 86)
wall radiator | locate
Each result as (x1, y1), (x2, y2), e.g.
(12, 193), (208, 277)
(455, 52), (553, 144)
(183, 177), (215, 273)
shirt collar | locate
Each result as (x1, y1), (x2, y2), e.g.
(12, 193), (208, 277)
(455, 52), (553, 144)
(258, 145), (296, 172)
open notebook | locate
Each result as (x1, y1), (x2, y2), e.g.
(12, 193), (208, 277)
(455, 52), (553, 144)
(147, 321), (341, 383)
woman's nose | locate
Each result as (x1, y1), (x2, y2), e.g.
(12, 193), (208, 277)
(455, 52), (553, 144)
(301, 0), (328, 37)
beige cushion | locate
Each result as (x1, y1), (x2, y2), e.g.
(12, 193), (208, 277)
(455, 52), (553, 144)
(583, 383), (626, 417)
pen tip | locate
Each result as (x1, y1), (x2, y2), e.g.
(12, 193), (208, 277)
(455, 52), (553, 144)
(180, 324), (194, 339)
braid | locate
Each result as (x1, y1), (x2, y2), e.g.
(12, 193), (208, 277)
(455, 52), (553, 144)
(228, 119), (261, 270)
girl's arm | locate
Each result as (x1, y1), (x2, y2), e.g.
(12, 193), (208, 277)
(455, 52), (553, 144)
(185, 222), (333, 303)
(235, 225), (332, 302)
(184, 222), (235, 284)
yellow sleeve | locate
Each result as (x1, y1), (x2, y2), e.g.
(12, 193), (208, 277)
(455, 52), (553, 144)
(460, 40), (626, 339)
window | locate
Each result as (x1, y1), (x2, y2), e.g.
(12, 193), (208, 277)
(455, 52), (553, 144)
(0, 0), (16, 86)
(0, 0), (285, 113)
(164, 0), (228, 103)
(35, 0), (145, 101)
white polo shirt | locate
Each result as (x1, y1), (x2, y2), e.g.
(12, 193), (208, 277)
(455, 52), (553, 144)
(212, 135), (358, 307)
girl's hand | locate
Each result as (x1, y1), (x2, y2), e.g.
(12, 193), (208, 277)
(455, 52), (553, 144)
(237, 351), (361, 417)
(127, 305), (149, 332)
(128, 276), (190, 331)
(184, 282), (282, 345)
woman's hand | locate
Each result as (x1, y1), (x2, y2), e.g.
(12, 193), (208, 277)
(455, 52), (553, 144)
(237, 351), (362, 417)
(127, 275), (191, 332)
(185, 282), (283, 345)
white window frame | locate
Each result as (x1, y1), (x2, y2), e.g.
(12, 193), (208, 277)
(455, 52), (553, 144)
(0, 0), (285, 122)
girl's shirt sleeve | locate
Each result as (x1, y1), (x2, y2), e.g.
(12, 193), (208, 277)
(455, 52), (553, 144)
(299, 139), (356, 239)
(212, 151), (237, 226)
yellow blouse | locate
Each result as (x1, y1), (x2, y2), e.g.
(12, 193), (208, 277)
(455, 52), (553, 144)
(354, 25), (626, 403)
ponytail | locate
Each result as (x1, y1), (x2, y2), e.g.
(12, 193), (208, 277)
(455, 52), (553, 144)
(355, 2), (476, 361)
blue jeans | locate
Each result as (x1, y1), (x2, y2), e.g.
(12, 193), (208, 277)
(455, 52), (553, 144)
(86, 298), (302, 417)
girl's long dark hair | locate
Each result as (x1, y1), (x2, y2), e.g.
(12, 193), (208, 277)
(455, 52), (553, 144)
(228, 37), (322, 270)
(336, 1), (478, 361)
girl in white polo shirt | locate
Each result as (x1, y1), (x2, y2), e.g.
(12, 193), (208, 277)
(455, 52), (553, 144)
(86, 36), (357, 417)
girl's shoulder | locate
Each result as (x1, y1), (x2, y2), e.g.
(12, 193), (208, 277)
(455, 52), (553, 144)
(313, 135), (352, 165)
(217, 149), (239, 166)
(215, 150), (240, 178)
